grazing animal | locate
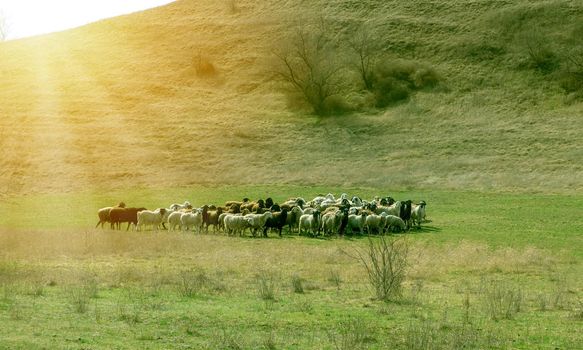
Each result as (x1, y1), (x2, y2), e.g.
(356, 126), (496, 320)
(399, 200), (412, 230)
(136, 208), (167, 231)
(109, 207), (147, 231)
(347, 212), (367, 235)
(285, 206), (303, 233)
(169, 201), (192, 211)
(244, 211), (273, 236)
(384, 215), (407, 233)
(181, 211), (203, 232)
(95, 202), (126, 229)
(167, 211), (183, 231)
(202, 206), (223, 233)
(321, 210), (343, 236)
(365, 213), (386, 234)
(411, 200), (427, 228)
(299, 211), (321, 236)
(224, 214), (250, 236)
(264, 208), (288, 237)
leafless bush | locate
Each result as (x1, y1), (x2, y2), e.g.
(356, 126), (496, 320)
(273, 20), (347, 116)
(482, 279), (523, 321)
(328, 317), (371, 350)
(349, 236), (409, 302)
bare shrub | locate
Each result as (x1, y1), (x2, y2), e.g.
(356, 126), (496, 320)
(515, 29), (559, 72)
(347, 23), (382, 90)
(328, 317), (371, 350)
(176, 268), (209, 298)
(327, 270), (342, 290)
(350, 236), (409, 302)
(256, 271), (277, 301)
(291, 274), (304, 294)
(481, 279), (523, 321)
(273, 20), (347, 116)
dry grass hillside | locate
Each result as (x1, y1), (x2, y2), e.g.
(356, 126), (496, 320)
(0, 0), (582, 196)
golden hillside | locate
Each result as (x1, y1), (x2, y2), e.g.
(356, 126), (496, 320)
(1, 0), (582, 196)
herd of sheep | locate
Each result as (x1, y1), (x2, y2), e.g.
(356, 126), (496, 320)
(95, 193), (428, 237)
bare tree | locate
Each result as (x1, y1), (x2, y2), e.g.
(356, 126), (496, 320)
(347, 23), (382, 90)
(273, 20), (345, 115)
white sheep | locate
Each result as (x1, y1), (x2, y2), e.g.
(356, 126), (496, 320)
(285, 206), (303, 233)
(169, 201), (192, 211)
(244, 211), (272, 236)
(347, 212), (367, 235)
(167, 211), (183, 231)
(365, 213), (386, 234)
(384, 215), (406, 232)
(299, 211), (320, 236)
(376, 201), (401, 217)
(411, 201), (427, 228)
(181, 211), (202, 232)
(321, 210), (343, 235)
(136, 208), (167, 231)
(224, 214), (250, 236)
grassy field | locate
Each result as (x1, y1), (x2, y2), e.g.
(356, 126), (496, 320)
(0, 187), (581, 349)
(1, 0), (582, 348)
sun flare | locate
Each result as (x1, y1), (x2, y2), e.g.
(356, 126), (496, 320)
(0, 0), (174, 40)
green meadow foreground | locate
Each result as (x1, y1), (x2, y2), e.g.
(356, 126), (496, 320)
(0, 188), (581, 349)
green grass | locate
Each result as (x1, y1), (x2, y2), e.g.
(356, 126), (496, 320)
(0, 187), (581, 348)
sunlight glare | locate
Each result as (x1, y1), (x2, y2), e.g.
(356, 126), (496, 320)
(0, 0), (174, 40)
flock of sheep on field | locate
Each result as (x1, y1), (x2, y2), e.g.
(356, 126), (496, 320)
(95, 193), (428, 237)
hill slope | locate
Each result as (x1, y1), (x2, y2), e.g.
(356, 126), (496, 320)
(0, 0), (582, 196)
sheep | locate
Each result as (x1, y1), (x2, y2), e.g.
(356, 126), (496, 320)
(299, 211), (320, 236)
(365, 213), (386, 235)
(248, 199), (266, 213)
(285, 206), (303, 233)
(109, 207), (147, 230)
(302, 207), (316, 215)
(218, 212), (230, 232)
(136, 208), (167, 231)
(95, 202), (126, 229)
(399, 200), (413, 230)
(181, 211), (203, 232)
(264, 208), (288, 237)
(347, 212), (367, 235)
(321, 210), (343, 236)
(244, 211), (273, 237)
(224, 214), (250, 236)
(384, 215), (407, 233)
(351, 196), (363, 207)
(337, 208), (350, 235)
(202, 205), (223, 233)
(167, 211), (183, 231)
(376, 201), (401, 217)
(411, 200), (427, 228)
(169, 201), (192, 211)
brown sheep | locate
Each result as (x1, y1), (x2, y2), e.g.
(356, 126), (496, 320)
(109, 207), (147, 231)
(202, 206), (223, 233)
(95, 202), (126, 229)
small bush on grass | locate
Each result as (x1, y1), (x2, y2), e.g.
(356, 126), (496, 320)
(176, 268), (209, 298)
(349, 236), (409, 302)
(482, 279), (523, 321)
(256, 271), (277, 301)
(328, 317), (372, 350)
(371, 59), (440, 107)
(291, 274), (304, 294)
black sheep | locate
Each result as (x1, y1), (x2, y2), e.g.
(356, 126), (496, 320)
(263, 208), (288, 237)
(399, 200), (412, 230)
